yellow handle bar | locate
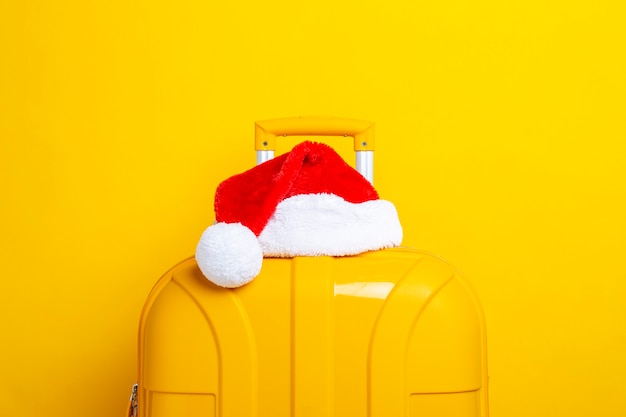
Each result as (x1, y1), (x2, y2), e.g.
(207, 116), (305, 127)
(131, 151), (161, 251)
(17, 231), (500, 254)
(255, 116), (375, 152)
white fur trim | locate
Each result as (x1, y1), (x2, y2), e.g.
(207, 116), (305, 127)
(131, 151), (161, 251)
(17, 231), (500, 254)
(195, 222), (263, 288)
(258, 193), (403, 257)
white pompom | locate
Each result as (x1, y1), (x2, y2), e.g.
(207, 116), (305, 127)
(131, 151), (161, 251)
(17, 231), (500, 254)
(195, 222), (263, 288)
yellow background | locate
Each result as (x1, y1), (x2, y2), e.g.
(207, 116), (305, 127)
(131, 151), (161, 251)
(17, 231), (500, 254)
(1, 0), (624, 416)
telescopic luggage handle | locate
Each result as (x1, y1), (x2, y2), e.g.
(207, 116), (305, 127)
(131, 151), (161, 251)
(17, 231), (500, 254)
(254, 116), (375, 184)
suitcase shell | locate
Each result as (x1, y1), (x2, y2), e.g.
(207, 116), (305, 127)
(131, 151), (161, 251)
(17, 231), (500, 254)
(136, 249), (489, 417)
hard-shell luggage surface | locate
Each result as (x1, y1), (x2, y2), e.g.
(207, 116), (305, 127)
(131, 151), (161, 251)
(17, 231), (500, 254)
(131, 117), (489, 417)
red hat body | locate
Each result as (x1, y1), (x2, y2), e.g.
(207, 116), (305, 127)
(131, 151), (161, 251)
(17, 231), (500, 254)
(214, 141), (379, 236)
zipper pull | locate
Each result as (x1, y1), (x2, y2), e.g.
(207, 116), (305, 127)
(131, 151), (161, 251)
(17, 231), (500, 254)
(128, 383), (138, 417)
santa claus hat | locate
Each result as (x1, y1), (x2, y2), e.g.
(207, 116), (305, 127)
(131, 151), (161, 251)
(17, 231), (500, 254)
(195, 141), (403, 288)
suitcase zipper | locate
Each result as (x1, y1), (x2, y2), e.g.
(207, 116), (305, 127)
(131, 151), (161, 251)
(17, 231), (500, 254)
(128, 383), (138, 417)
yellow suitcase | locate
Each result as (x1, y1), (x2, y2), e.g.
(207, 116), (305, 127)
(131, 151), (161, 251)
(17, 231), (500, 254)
(130, 117), (489, 417)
